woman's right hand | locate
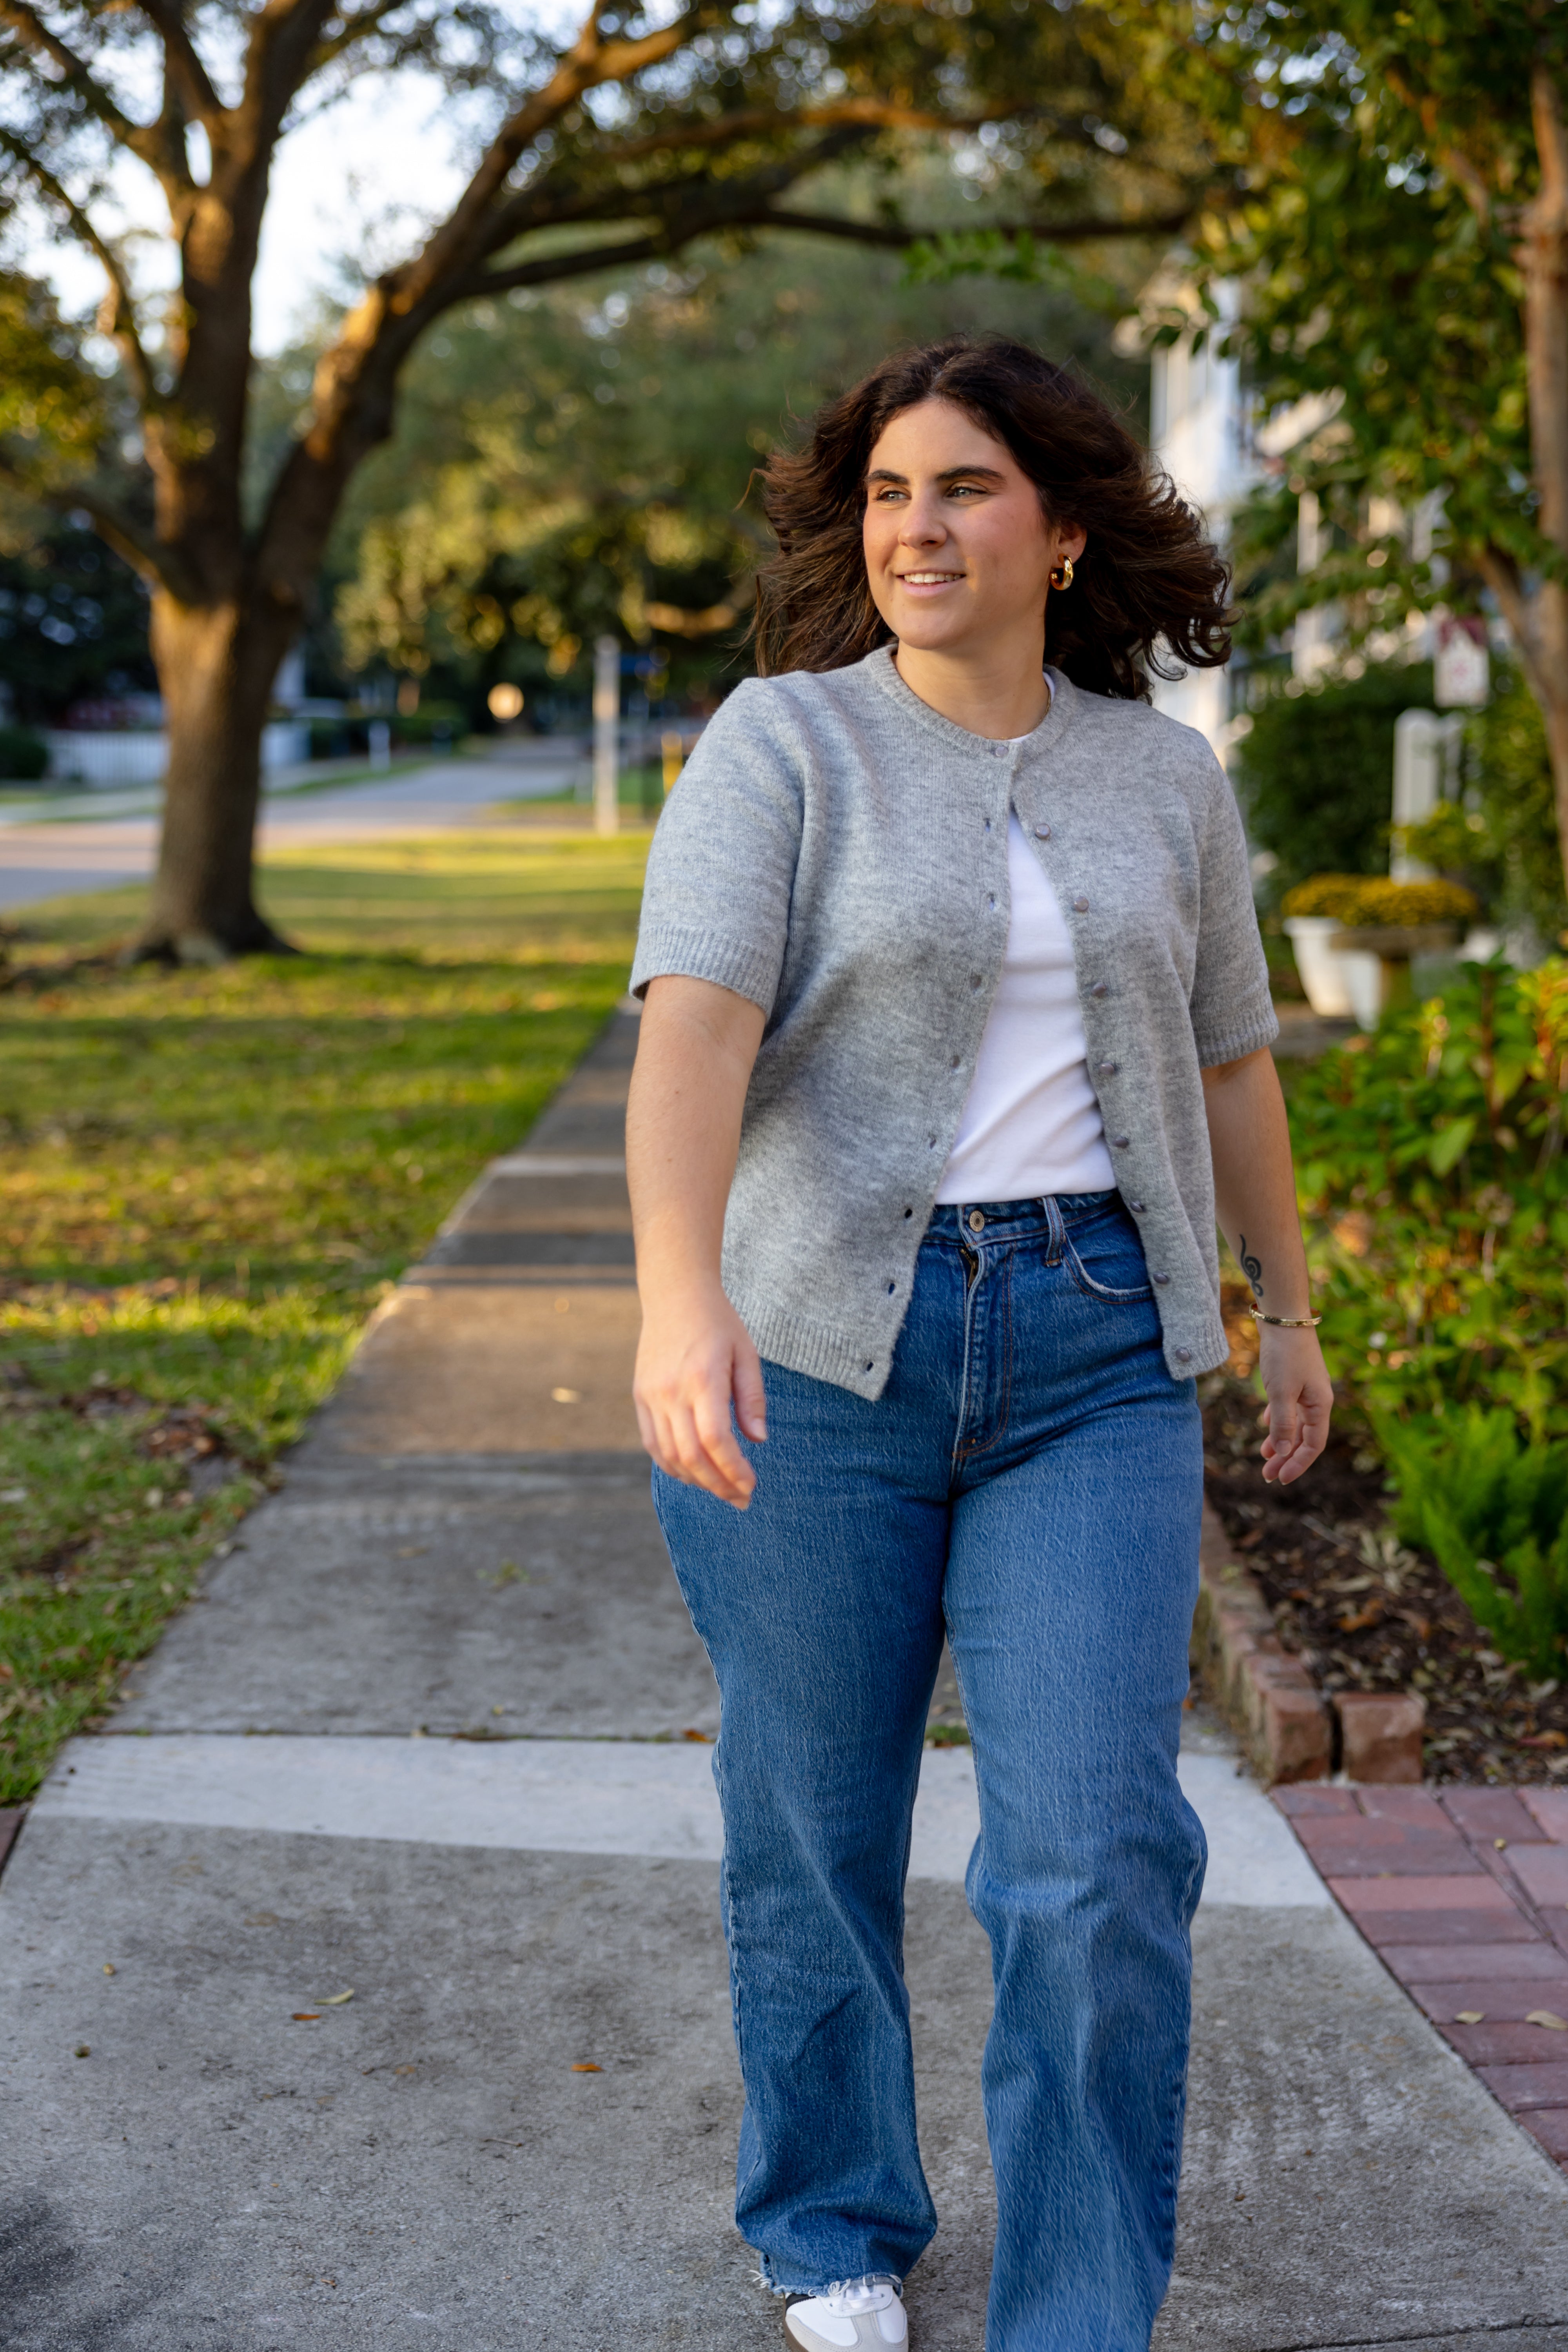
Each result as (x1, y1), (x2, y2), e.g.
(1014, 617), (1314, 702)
(633, 1277), (768, 1508)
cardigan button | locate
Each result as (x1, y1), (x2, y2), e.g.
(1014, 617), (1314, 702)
(1089, 981), (1108, 998)
(1112, 1135), (1130, 1149)
(1034, 822), (1051, 840)
(1072, 895), (1090, 913)
(1175, 1348), (1192, 1365)
(1096, 1060), (1118, 1074)
(1153, 1272), (1171, 1285)
(970, 974), (983, 990)
(1128, 1199), (1146, 1212)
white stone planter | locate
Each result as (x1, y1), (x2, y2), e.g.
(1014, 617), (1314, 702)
(1283, 915), (1380, 1023)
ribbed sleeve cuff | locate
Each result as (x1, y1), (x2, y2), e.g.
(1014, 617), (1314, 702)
(1193, 998), (1280, 1069)
(629, 924), (780, 1013)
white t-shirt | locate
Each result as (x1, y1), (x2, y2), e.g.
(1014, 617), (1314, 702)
(935, 772), (1116, 1204)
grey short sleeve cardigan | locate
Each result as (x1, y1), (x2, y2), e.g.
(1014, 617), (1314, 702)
(630, 645), (1276, 1397)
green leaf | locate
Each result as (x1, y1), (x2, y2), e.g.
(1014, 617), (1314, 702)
(1428, 1116), (1477, 1175)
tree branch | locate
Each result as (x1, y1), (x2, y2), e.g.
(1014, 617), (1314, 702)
(0, 454), (184, 594)
(134, 0), (225, 130)
(0, 0), (164, 169)
(755, 202), (1196, 249)
(0, 131), (155, 401)
(590, 94), (1047, 168)
(390, 1), (716, 316)
(467, 229), (675, 299)
(305, 0), (435, 74)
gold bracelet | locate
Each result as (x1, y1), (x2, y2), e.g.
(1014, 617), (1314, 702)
(1248, 1307), (1321, 1328)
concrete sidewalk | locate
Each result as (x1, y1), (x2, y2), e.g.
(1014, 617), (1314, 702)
(4, 1011), (1568, 2352)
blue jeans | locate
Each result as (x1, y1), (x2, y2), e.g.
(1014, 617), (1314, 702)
(653, 1193), (1206, 2352)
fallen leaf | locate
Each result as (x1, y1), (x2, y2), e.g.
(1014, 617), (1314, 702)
(552, 1387), (581, 1404)
(1520, 1731), (1568, 1750)
(319, 1989), (354, 2006)
(1494, 1838), (1508, 1851)
(292, 2012), (321, 2022)
(1454, 2011), (1485, 2024)
(1338, 1605), (1384, 1633)
(571, 2062), (602, 2073)
(1526, 2010), (1568, 2031)
(103, 1963), (116, 1975)
(682, 1728), (712, 1742)
(74, 2043), (90, 2058)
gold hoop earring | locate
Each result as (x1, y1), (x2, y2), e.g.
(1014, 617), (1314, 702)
(1049, 556), (1075, 591)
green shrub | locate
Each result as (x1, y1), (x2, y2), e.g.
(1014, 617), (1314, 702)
(1289, 958), (1568, 1438)
(1379, 1408), (1568, 1679)
(1468, 678), (1565, 948)
(1281, 874), (1478, 925)
(1232, 661), (1434, 897)
(394, 700), (466, 746)
(1393, 672), (1565, 947)
(0, 724), (48, 781)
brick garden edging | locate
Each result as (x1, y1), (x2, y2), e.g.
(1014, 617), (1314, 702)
(1275, 1783), (1568, 2176)
(1193, 1503), (1425, 1785)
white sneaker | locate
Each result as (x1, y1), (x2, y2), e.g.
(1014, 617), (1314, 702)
(783, 2277), (907, 2351)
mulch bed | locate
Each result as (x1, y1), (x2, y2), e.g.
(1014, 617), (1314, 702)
(1201, 1364), (1568, 1786)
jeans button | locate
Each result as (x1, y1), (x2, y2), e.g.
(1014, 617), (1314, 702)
(967, 1209), (985, 1233)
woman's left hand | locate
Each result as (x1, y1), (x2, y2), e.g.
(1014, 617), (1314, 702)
(1256, 1325), (1333, 1485)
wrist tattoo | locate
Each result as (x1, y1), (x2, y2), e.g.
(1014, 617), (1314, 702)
(1238, 1234), (1263, 1300)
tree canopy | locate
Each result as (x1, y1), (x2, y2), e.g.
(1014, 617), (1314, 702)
(1156, 2), (1568, 895)
(324, 207), (1148, 708)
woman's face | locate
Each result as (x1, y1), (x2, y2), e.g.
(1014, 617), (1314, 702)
(861, 397), (1084, 661)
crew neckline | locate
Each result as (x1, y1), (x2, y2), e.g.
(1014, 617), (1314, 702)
(867, 643), (1071, 757)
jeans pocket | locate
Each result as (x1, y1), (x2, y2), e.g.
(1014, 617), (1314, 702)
(1062, 1218), (1154, 1305)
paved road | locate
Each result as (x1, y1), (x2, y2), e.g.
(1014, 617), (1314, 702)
(0, 745), (581, 914)
(4, 1013), (1568, 2351)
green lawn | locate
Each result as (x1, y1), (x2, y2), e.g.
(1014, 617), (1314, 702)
(0, 826), (649, 1803)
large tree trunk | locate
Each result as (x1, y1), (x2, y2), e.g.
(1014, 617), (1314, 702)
(134, 595), (298, 962)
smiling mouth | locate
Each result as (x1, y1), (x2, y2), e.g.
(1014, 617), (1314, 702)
(898, 570), (965, 585)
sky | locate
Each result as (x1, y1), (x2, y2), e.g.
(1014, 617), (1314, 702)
(26, 0), (605, 355)
(31, 71), (473, 355)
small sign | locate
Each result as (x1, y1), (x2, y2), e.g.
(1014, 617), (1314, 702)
(1435, 615), (1489, 708)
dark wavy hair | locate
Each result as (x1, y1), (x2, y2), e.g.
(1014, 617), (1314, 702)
(753, 335), (1232, 701)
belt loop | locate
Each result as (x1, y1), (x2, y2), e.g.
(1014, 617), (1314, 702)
(1041, 1193), (1065, 1264)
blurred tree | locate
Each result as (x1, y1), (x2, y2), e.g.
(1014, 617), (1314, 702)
(1158, 4), (1568, 900)
(329, 216), (1149, 705)
(0, 0), (1215, 959)
(0, 503), (156, 725)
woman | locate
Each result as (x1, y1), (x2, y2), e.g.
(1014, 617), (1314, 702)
(625, 336), (1330, 2352)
